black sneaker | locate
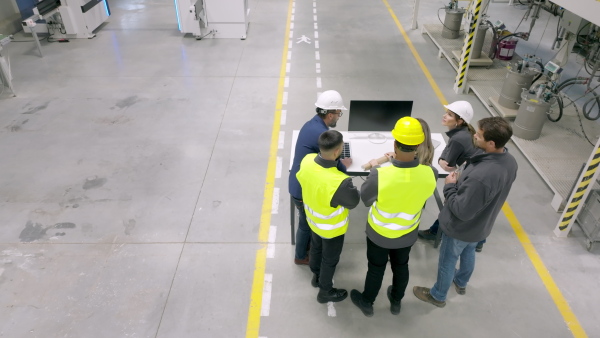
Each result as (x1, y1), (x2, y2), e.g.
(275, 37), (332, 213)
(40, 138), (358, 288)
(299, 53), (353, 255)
(476, 242), (484, 252)
(317, 288), (348, 303)
(350, 289), (374, 317)
(387, 286), (401, 315)
(418, 229), (437, 241)
(311, 274), (319, 288)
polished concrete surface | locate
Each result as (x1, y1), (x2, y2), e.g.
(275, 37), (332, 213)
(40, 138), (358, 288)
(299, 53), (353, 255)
(0, 0), (599, 337)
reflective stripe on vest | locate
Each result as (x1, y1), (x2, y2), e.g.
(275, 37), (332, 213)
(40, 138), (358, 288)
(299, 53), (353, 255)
(306, 204), (346, 220)
(306, 215), (349, 231)
(367, 164), (436, 239)
(369, 201), (421, 230)
(296, 153), (350, 238)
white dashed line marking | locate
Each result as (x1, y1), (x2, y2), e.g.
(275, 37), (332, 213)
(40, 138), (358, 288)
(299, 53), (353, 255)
(278, 131), (285, 149)
(271, 187), (280, 214)
(261, 274), (273, 316)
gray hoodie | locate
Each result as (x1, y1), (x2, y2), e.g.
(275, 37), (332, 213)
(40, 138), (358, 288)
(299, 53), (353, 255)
(439, 148), (518, 242)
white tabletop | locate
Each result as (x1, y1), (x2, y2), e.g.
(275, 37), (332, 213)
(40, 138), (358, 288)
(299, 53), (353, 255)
(290, 130), (449, 177)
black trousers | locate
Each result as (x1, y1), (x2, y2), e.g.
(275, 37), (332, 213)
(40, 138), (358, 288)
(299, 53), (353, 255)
(361, 237), (412, 304)
(309, 232), (345, 292)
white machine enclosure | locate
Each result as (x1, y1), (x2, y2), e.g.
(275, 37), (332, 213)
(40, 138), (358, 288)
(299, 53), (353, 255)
(176, 0), (250, 39)
(40, 0), (110, 39)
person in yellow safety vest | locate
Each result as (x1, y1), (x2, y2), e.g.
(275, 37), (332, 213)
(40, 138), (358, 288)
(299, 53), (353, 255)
(296, 130), (360, 304)
(350, 116), (437, 317)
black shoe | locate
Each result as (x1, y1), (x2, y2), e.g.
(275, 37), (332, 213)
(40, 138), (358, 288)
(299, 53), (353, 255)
(350, 289), (374, 317)
(317, 288), (347, 303)
(476, 242), (484, 252)
(418, 229), (437, 241)
(311, 274), (319, 288)
(387, 286), (401, 315)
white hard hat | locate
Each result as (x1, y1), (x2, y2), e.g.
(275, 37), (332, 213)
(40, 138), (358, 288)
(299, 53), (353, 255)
(444, 101), (473, 124)
(315, 90), (347, 111)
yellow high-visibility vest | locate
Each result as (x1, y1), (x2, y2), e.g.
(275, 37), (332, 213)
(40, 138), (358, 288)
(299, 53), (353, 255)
(368, 164), (436, 238)
(296, 154), (350, 238)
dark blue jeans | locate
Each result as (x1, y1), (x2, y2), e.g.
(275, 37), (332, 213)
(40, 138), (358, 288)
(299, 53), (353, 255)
(292, 197), (311, 260)
(429, 220), (486, 246)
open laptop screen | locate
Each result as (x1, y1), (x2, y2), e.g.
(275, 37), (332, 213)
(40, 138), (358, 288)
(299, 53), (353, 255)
(348, 100), (413, 131)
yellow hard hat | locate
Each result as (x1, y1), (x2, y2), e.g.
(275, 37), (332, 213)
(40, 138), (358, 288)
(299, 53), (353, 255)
(391, 117), (425, 145)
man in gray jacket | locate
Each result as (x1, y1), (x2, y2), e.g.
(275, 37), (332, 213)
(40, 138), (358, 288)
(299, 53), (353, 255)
(413, 117), (518, 308)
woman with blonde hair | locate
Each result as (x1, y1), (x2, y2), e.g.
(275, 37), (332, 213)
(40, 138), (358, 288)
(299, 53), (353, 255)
(415, 117), (434, 167)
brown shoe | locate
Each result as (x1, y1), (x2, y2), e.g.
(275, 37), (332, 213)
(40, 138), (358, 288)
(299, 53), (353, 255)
(413, 286), (446, 308)
(294, 256), (309, 265)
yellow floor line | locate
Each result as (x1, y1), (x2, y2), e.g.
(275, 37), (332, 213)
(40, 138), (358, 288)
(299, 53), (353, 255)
(382, 0), (447, 106)
(245, 0), (294, 337)
(381, 1), (587, 336)
(503, 204), (587, 337)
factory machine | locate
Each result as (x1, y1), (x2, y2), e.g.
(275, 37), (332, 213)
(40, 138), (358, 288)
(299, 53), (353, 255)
(24, 0), (111, 39)
(438, 1), (599, 139)
(174, 0), (250, 39)
(489, 4), (600, 140)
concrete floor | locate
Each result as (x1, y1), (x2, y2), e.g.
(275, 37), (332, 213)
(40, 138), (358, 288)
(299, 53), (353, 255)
(0, 0), (598, 337)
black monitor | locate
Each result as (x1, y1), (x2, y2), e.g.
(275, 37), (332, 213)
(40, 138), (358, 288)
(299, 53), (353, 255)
(348, 100), (413, 131)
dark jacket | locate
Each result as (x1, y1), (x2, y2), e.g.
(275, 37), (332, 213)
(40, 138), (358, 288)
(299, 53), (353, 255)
(439, 149), (518, 242)
(289, 114), (346, 200)
(361, 158), (437, 249)
(440, 126), (481, 167)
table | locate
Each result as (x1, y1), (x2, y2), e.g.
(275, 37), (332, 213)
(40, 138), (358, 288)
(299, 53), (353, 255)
(289, 131), (450, 247)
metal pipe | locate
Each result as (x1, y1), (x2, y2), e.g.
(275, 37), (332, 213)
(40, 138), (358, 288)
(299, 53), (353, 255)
(553, 26), (565, 50)
(526, 1), (543, 40)
(587, 45), (600, 90)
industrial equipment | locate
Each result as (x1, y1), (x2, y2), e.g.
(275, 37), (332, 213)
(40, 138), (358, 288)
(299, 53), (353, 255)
(513, 89), (553, 140)
(25, 0), (111, 39)
(440, 1), (465, 40)
(498, 59), (539, 110)
(175, 0), (249, 39)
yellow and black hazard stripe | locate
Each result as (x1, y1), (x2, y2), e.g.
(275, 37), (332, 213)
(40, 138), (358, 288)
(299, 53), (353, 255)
(558, 146), (600, 230)
(456, 0), (482, 88)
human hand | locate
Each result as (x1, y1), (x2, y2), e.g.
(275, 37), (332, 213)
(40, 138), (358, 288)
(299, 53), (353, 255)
(341, 157), (353, 167)
(439, 159), (455, 172)
(445, 171), (458, 184)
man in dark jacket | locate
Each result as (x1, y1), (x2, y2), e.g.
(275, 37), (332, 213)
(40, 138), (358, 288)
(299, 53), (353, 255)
(414, 117), (518, 307)
(289, 90), (352, 265)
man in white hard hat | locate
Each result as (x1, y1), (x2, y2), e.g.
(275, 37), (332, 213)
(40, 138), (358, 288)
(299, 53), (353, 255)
(289, 90), (353, 266)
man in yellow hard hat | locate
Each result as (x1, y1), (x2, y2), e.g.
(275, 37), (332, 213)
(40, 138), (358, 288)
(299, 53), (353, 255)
(350, 116), (437, 317)
(296, 130), (360, 303)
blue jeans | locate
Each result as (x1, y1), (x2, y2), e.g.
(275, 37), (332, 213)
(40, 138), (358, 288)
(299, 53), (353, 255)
(429, 220), (486, 245)
(292, 197), (311, 260)
(430, 232), (478, 302)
